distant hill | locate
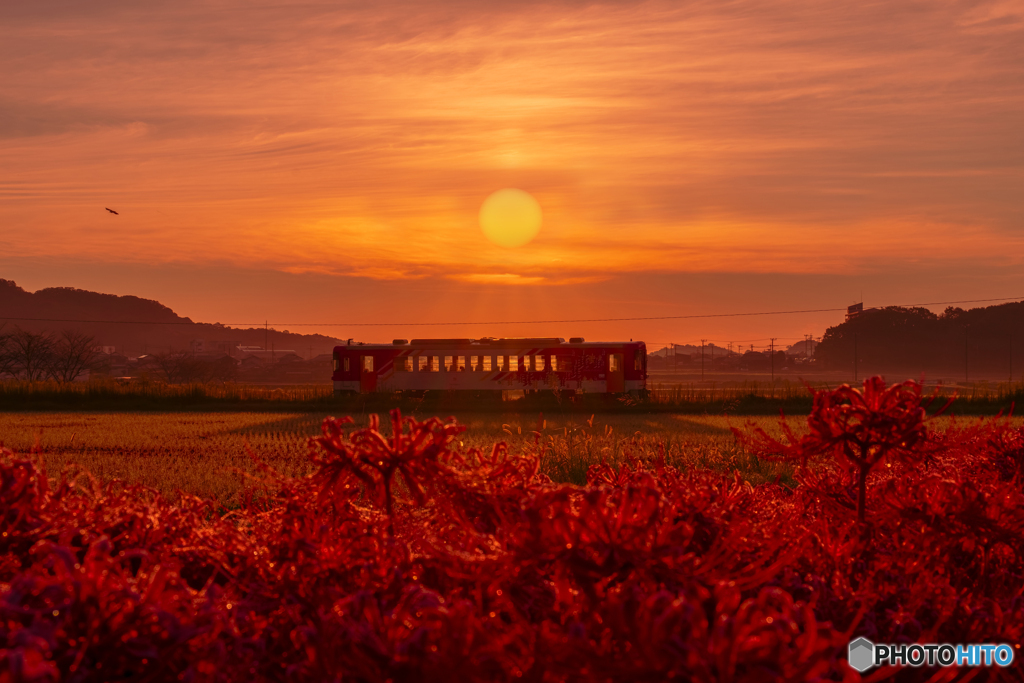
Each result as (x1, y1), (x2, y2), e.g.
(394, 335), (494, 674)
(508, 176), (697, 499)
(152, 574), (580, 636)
(648, 343), (733, 358)
(816, 302), (1024, 379)
(0, 279), (343, 359)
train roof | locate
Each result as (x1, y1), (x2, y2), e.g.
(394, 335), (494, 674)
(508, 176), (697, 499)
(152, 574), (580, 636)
(335, 338), (645, 349)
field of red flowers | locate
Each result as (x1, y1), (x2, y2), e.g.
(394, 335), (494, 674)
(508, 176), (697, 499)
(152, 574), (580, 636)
(1, 377), (1022, 682)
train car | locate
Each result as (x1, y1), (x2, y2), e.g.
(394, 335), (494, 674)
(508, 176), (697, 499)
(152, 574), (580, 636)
(331, 337), (647, 395)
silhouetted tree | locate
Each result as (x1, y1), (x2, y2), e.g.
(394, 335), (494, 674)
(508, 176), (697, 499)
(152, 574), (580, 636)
(0, 326), (15, 377)
(8, 329), (55, 380)
(48, 330), (100, 383)
(207, 355), (238, 383)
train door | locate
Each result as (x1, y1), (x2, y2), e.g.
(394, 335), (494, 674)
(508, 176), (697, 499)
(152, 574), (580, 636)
(608, 353), (624, 392)
(360, 354), (377, 392)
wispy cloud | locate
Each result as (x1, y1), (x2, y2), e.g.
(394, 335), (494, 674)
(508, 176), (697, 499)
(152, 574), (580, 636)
(2, 0), (1022, 283)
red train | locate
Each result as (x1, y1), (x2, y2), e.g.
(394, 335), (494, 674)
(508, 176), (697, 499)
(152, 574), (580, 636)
(332, 337), (647, 395)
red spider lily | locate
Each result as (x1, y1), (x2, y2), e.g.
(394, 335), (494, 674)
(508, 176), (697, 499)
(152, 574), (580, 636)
(733, 377), (947, 523)
(4, 401), (1024, 682)
(310, 410), (465, 530)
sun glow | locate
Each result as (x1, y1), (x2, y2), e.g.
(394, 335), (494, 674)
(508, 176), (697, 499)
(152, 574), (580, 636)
(479, 189), (543, 248)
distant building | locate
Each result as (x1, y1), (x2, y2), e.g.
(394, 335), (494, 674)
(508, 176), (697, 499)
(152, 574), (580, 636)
(235, 345), (297, 361)
(209, 340), (242, 355)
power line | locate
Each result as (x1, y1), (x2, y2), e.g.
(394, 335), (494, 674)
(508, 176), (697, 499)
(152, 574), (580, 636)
(647, 336), (808, 345)
(1, 295), (1022, 329)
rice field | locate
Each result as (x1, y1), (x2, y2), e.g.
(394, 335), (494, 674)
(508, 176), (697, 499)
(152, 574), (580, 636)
(0, 411), (797, 505)
(3, 410), (1018, 508)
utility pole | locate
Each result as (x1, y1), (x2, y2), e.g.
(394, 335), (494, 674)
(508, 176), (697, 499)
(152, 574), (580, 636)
(805, 334), (813, 358)
(770, 338), (776, 382)
(853, 333), (858, 382)
(1010, 332), (1013, 383)
(701, 339), (706, 381)
(965, 326), (969, 384)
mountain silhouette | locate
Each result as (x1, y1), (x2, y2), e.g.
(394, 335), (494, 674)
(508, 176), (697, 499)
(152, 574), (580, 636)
(0, 279), (341, 358)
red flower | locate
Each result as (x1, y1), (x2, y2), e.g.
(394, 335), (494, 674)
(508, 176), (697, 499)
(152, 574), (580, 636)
(733, 377), (944, 522)
(310, 409), (465, 531)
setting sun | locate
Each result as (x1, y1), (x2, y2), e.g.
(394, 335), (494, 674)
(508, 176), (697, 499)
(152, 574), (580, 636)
(479, 189), (543, 248)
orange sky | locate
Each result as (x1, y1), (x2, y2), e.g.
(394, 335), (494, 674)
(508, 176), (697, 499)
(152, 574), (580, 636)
(2, 0), (1023, 349)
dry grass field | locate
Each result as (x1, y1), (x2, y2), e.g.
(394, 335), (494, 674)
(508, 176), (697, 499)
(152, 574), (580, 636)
(0, 411), (797, 505)
(3, 410), (1019, 508)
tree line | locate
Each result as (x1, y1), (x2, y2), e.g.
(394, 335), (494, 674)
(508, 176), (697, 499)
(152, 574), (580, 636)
(815, 302), (1024, 378)
(0, 327), (236, 384)
(0, 328), (99, 382)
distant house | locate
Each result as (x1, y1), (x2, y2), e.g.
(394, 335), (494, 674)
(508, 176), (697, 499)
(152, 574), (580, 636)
(209, 340), (242, 355)
(239, 355), (266, 370)
(133, 354), (160, 370)
(276, 353), (304, 364)
(235, 345), (297, 361)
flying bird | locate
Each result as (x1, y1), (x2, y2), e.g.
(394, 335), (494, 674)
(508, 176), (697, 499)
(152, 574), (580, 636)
(105, 207), (119, 215)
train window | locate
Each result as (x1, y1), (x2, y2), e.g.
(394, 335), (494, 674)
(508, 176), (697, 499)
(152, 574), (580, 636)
(343, 358), (350, 372)
(431, 356), (439, 372)
(457, 356), (466, 371)
(509, 356), (519, 371)
(549, 355), (557, 371)
(333, 359), (339, 372)
(497, 356), (506, 371)
(398, 357), (412, 372)
(634, 354), (642, 371)
(609, 355), (619, 372)
(469, 355), (478, 371)
(362, 356), (374, 372)
(444, 355), (453, 371)
(483, 356), (492, 372)
(417, 356), (427, 372)
(538, 355), (547, 371)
